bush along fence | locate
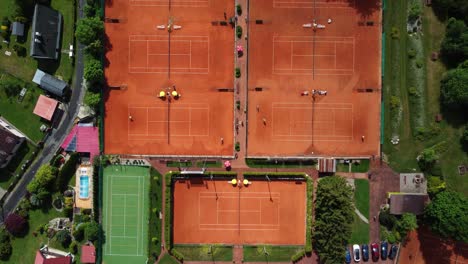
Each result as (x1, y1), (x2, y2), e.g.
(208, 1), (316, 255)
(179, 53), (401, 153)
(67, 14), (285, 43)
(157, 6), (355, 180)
(148, 168), (162, 262)
(92, 156), (103, 263)
(243, 172), (308, 181)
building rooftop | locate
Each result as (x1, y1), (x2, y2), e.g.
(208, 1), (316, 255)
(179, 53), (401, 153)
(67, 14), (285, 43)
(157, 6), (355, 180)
(33, 95), (59, 121)
(0, 128), (23, 168)
(81, 245), (96, 263)
(389, 193), (429, 215)
(30, 4), (63, 60)
(32, 69), (68, 97)
(12, 22), (25, 36)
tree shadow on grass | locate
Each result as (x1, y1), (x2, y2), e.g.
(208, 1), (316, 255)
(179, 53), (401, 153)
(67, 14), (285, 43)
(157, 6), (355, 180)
(345, 0), (381, 19)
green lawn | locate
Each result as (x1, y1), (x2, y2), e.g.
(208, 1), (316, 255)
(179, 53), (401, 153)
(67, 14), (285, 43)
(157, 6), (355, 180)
(0, 74), (46, 142)
(173, 245), (233, 261)
(0, 0), (74, 82)
(0, 142), (37, 190)
(350, 213), (369, 244)
(196, 160), (222, 168)
(245, 159), (316, 168)
(0, 208), (62, 264)
(148, 168), (162, 262)
(243, 246), (303, 262)
(336, 160), (370, 173)
(354, 179), (370, 218)
(382, 4), (468, 195)
(159, 253), (179, 264)
(166, 161), (192, 167)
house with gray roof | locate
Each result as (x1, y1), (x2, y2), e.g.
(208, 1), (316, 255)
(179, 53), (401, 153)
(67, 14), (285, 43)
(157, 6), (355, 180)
(30, 4), (63, 60)
(11, 22), (25, 37)
(33, 69), (68, 97)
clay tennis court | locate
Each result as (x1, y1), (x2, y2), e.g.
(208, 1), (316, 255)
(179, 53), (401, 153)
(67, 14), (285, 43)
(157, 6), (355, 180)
(104, 0), (234, 156)
(399, 229), (468, 264)
(173, 179), (306, 245)
(248, 0), (381, 157)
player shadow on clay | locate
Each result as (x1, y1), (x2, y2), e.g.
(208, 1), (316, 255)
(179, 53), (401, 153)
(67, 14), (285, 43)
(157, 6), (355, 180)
(345, 0), (381, 19)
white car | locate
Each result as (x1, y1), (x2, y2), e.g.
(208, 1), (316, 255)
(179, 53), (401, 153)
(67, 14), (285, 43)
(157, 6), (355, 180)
(353, 244), (361, 262)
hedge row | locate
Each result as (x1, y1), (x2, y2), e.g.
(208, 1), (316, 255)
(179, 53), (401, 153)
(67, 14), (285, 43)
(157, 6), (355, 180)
(291, 249), (306, 262)
(164, 173), (172, 250)
(148, 168), (162, 262)
(305, 178), (313, 254)
(170, 248), (184, 262)
(56, 152), (79, 191)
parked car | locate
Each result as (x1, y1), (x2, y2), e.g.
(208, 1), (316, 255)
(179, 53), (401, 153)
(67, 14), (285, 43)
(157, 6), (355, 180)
(353, 244), (361, 262)
(389, 244), (398, 260)
(371, 243), (379, 262)
(345, 247), (352, 264)
(381, 241), (388, 260)
(362, 244), (369, 261)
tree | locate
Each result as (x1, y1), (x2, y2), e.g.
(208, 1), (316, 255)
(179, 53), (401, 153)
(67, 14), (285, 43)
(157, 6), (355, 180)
(461, 125), (468, 149)
(418, 148), (439, 171)
(84, 91), (101, 110)
(0, 79), (21, 98)
(84, 221), (100, 241)
(440, 67), (468, 109)
(56, 230), (71, 248)
(76, 17), (104, 46)
(4, 213), (27, 237)
(313, 176), (353, 264)
(379, 210), (398, 230)
(27, 165), (57, 200)
(424, 191), (468, 242)
(73, 224), (85, 242)
(85, 39), (103, 57)
(440, 18), (468, 65)
(396, 213), (418, 237)
(56, 153), (79, 191)
(0, 242), (12, 261)
(84, 59), (103, 84)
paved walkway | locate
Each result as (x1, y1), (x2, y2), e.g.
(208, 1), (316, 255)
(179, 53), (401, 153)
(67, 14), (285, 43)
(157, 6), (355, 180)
(231, 0), (248, 168)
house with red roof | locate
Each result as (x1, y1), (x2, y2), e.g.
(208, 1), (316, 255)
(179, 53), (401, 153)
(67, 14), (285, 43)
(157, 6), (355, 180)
(34, 246), (73, 264)
(81, 244), (96, 264)
(33, 95), (59, 121)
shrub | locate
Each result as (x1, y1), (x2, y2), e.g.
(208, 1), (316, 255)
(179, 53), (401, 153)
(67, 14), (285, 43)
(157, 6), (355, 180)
(416, 59), (424, 68)
(152, 237), (159, 244)
(84, 221), (100, 242)
(170, 248), (184, 262)
(69, 241), (78, 254)
(408, 1), (422, 22)
(291, 249), (305, 262)
(56, 152), (79, 191)
(0, 242), (12, 260)
(427, 176), (446, 197)
(73, 224), (85, 242)
(236, 100), (240, 110)
(236, 25), (243, 39)
(389, 96), (400, 110)
(56, 230), (71, 248)
(236, 4), (242, 15)
(418, 148), (438, 171)
(408, 86), (420, 97)
(12, 44), (26, 56)
(235, 142), (240, 151)
(235, 68), (241, 78)
(390, 27), (400, 39)
(408, 48), (417, 59)
(5, 213), (27, 236)
(379, 210), (397, 230)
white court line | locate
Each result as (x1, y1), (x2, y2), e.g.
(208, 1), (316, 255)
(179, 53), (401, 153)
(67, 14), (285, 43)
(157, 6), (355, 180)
(111, 235), (138, 238)
(218, 210), (262, 213)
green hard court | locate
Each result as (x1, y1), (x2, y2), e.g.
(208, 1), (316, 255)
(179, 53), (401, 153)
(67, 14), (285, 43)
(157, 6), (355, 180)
(103, 165), (149, 264)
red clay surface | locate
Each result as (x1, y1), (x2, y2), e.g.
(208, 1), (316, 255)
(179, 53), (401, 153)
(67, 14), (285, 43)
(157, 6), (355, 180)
(104, 0), (234, 156)
(247, 0), (381, 157)
(173, 179), (306, 245)
(399, 228), (468, 264)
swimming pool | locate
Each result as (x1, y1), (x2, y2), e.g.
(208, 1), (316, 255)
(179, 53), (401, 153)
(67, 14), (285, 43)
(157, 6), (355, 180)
(79, 175), (90, 199)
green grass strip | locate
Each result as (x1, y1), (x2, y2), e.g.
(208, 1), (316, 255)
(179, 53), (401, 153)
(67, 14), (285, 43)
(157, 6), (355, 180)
(148, 168), (163, 262)
(173, 245), (233, 261)
(354, 179), (370, 218)
(159, 253), (179, 264)
(243, 246), (303, 262)
(349, 213), (370, 244)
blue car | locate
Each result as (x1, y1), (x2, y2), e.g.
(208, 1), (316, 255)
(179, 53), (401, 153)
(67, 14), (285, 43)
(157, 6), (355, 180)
(345, 247), (351, 264)
(361, 244), (369, 261)
(381, 241), (388, 260)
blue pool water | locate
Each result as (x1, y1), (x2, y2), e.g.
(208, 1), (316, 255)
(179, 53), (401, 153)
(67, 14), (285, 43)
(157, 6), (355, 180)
(79, 175), (90, 199)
